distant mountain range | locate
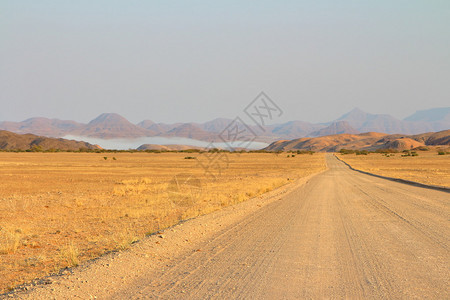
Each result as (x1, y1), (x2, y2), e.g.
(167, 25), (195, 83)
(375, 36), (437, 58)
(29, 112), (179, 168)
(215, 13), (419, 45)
(2, 128), (448, 152)
(264, 130), (450, 152)
(1, 107), (449, 143)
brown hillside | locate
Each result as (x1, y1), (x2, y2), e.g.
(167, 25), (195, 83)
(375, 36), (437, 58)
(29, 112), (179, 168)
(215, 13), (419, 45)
(0, 130), (100, 151)
(411, 130), (450, 145)
(264, 130), (449, 152)
(381, 138), (425, 151)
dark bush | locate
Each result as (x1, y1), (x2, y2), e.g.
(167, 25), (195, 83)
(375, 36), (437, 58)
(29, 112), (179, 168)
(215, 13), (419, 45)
(339, 149), (355, 154)
(296, 150), (315, 155)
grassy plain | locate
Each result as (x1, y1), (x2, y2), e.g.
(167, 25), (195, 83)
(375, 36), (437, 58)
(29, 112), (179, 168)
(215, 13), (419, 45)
(0, 152), (325, 292)
(338, 151), (450, 187)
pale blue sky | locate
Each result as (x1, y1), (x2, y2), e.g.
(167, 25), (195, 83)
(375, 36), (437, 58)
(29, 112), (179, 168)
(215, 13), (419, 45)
(1, 1), (449, 124)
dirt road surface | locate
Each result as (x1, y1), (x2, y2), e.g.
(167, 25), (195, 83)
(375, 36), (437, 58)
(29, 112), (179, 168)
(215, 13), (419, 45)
(10, 154), (449, 299)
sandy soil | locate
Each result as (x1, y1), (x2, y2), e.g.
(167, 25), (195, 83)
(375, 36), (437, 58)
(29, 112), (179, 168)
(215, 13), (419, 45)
(5, 154), (449, 299)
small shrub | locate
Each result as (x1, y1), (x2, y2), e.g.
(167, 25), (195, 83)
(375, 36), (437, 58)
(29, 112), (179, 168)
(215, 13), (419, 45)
(103, 157), (108, 160)
(414, 146), (429, 151)
(114, 230), (139, 251)
(184, 156), (196, 159)
(182, 149), (201, 153)
(401, 150), (412, 157)
(438, 151), (446, 155)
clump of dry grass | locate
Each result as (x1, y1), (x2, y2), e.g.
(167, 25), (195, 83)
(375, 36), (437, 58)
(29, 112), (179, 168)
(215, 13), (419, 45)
(0, 228), (22, 254)
(113, 229), (141, 251)
(113, 178), (154, 196)
(60, 241), (80, 267)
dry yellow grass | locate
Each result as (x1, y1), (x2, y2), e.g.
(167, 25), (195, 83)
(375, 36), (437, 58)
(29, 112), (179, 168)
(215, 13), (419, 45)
(338, 151), (450, 187)
(0, 152), (325, 292)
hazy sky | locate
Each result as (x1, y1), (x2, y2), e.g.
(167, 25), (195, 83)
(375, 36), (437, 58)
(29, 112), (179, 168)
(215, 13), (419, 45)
(1, 1), (449, 124)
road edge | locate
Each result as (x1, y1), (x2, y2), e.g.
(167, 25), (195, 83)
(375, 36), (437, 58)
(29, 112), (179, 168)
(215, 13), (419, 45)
(334, 154), (450, 193)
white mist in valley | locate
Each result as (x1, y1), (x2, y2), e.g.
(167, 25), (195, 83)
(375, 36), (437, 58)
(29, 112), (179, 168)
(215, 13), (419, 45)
(63, 135), (269, 151)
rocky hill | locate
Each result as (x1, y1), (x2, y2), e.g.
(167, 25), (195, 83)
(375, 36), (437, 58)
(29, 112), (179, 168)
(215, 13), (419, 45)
(0, 130), (100, 151)
(264, 130), (450, 152)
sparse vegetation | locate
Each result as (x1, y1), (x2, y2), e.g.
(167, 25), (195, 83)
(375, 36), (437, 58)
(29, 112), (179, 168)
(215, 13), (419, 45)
(27, 145), (43, 152)
(0, 152), (326, 292)
(413, 146), (429, 151)
(356, 150), (368, 155)
(339, 149), (368, 155)
(339, 148), (419, 156)
(296, 150), (315, 155)
(339, 149), (355, 154)
(401, 150), (419, 157)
